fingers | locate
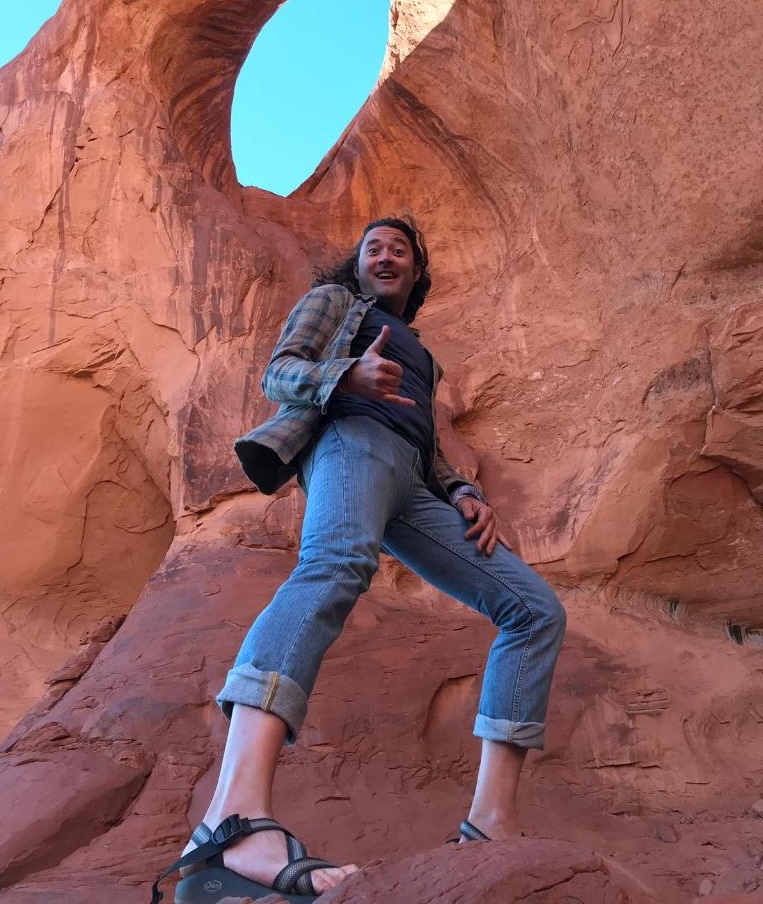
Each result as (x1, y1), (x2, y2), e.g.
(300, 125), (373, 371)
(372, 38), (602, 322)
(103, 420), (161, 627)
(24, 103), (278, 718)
(382, 393), (417, 407)
(459, 498), (507, 556)
(464, 508), (493, 550)
(374, 359), (413, 405)
(357, 332), (416, 405)
(482, 525), (499, 556)
(346, 327), (416, 405)
(366, 324), (391, 355)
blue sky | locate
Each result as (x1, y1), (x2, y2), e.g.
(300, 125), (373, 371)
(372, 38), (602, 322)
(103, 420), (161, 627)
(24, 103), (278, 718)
(0, 0), (388, 195)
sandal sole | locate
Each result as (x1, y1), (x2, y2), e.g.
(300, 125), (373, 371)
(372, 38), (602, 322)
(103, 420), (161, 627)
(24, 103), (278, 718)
(175, 865), (317, 904)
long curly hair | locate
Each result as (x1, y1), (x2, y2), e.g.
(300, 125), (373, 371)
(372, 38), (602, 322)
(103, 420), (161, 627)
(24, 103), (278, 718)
(312, 216), (432, 324)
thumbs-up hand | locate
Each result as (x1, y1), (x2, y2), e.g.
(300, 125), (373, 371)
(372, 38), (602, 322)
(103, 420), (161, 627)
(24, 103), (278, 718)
(342, 325), (416, 407)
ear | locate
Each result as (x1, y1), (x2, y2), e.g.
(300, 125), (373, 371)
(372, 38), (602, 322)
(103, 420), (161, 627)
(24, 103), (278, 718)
(414, 265), (422, 281)
(353, 262), (359, 280)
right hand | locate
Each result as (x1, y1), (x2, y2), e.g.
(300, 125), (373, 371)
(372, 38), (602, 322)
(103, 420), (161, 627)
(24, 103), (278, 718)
(342, 325), (415, 407)
(456, 496), (514, 556)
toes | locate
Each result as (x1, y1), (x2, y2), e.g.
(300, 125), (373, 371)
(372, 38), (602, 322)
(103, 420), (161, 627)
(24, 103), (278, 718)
(310, 864), (358, 893)
(338, 863), (359, 879)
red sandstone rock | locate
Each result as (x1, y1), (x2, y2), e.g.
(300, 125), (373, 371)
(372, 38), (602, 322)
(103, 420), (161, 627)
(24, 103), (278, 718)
(699, 898), (763, 904)
(1, 0), (762, 902)
(319, 839), (666, 903)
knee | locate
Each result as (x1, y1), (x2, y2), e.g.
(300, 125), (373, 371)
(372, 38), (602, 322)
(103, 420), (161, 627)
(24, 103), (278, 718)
(343, 550), (379, 593)
(539, 586), (566, 642)
(297, 545), (379, 593)
(492, 581), (565, 640)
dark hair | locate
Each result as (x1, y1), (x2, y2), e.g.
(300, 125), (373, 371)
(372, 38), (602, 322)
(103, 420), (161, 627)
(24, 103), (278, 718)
(312, 215), (431, 323)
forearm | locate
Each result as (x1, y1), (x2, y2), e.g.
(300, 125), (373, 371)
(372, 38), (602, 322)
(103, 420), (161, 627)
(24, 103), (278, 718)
(261, 286), (356, 410)
(265, 354), (355, 408)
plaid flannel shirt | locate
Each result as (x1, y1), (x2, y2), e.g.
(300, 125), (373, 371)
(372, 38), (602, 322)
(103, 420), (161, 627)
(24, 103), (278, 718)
(234, 283), (473, 499)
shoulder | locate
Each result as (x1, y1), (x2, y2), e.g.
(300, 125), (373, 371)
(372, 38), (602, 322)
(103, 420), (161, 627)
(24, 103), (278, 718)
(300, 283), (358, 306)
(293, 284), (373, 324)
(284, 284), (358, 326)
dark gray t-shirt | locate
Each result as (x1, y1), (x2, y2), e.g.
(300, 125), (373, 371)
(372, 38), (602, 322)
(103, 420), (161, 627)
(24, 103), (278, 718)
(327, 305), (435, 467)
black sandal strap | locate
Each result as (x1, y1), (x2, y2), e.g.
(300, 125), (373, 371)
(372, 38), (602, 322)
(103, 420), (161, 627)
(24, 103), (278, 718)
(150, 838), (224, 903)
(273, 854), (337, 896)
(285, 831), (308, 862)
(190, 821), (213, 847)
(459, 819), (491, 841)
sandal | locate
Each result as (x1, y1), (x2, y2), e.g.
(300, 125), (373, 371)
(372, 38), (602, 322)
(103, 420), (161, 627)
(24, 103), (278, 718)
(150, 814), (336, 903)
(458, 819), (491, 842)
(446, 819), (492, 843)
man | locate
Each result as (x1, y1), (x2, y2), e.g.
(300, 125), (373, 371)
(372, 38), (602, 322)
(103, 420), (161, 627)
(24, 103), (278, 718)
(151, 217), (565, 904)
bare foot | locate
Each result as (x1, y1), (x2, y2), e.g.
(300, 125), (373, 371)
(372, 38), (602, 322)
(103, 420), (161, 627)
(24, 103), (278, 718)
(182, 815), (357, 895)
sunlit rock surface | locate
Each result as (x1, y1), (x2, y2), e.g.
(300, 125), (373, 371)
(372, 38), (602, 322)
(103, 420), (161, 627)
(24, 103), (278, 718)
(1, 0), (762, 901)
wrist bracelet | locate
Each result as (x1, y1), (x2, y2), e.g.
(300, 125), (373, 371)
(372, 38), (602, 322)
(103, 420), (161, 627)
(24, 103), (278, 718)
(450, 484), (487, 506)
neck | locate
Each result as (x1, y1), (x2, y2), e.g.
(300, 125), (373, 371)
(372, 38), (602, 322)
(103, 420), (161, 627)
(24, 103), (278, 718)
(376, 298), (408, 320)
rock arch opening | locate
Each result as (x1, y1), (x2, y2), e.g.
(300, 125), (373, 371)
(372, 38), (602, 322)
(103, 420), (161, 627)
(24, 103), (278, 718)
(230, 0), (388, 195)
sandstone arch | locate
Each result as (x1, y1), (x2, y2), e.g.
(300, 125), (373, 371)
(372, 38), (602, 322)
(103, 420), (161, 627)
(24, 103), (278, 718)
(1, 1), (762, 901)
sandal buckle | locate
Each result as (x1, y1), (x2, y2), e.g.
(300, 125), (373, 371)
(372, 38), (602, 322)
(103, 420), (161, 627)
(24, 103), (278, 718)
(212, 814), (245, 844)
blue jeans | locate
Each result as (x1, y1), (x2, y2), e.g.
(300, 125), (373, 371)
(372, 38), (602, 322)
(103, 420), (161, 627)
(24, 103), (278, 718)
(218, 417), (565, 748)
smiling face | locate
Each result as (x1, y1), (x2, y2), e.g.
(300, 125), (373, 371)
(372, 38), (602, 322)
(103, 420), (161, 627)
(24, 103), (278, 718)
(354, 226), (421, 317)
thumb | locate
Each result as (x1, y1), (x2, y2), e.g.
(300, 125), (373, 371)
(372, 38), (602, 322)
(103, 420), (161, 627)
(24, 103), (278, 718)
(366, 324), (390, 355)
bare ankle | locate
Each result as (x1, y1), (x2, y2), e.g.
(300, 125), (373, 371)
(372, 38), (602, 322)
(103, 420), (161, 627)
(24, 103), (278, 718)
(467, 810), (521, 839)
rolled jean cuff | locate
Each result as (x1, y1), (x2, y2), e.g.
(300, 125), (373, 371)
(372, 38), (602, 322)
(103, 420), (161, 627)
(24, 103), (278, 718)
(474, 714), (546, 749)
(216, 664), (308, 745)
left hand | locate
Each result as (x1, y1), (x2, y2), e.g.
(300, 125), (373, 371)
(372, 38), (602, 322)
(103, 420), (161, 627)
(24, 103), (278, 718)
(456, 497), (513, 556)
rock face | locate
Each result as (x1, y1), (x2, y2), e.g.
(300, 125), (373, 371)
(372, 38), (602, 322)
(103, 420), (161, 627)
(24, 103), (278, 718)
(1, 0), (762, 902)
(318, 838), (667, 903)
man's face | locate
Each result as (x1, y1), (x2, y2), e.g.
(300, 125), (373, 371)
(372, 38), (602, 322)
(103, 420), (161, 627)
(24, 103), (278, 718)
(354, 226), (421, 317)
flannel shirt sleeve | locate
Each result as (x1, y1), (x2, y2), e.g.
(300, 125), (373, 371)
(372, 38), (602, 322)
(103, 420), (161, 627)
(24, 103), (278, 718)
(262, 285), (358, 412)
(434, 439), (485, 505)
